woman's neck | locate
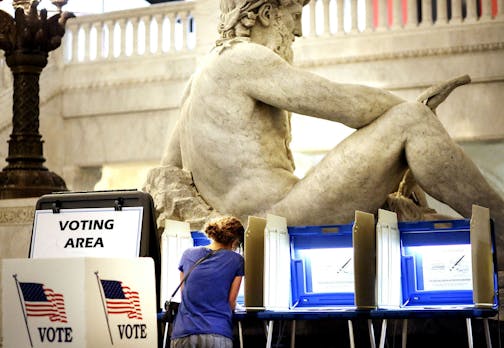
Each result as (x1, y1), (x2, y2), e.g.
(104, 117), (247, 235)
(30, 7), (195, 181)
(209, 241), (232, 250)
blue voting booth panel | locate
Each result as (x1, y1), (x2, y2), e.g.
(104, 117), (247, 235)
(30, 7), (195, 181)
(191, 231), (211, 246)
(399, 219), (497, 307)
(288, 224), (355, 308)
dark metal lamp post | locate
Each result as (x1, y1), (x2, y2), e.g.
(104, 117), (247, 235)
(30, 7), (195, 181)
(0, 0), (74, 199)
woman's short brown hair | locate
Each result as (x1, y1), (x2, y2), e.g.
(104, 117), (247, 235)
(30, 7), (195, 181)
(204, 216), (244, 246)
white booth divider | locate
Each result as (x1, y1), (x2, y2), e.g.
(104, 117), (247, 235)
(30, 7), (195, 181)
(160, 219), (192, 308)
(376, 209), (402, 308)
(264, 214), (291, 311)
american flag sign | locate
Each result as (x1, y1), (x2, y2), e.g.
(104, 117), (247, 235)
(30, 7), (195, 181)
(100, 280), (143, 320)
(19, 282), (68, 323)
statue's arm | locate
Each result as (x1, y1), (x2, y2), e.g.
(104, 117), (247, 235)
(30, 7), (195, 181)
(234, 44), (404, 129)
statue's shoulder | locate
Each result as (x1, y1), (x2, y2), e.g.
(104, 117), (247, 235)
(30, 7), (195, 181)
(213, 38), (279, 61)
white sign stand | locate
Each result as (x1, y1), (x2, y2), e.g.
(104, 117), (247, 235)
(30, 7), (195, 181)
(2, 257), (157, 348)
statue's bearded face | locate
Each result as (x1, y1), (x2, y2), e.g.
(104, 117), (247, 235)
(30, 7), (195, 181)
(270, 2), (303, 63)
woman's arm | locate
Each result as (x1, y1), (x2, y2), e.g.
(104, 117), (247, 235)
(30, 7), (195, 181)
(228, 276), (243, 310)
(179, 271), (185, 291)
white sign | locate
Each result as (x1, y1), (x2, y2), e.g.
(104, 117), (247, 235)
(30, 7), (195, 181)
(418, 244), (473, 291)
(31, 207), (143, 258)
(302, 248), (355, 293)
(2, 257), (157, 348)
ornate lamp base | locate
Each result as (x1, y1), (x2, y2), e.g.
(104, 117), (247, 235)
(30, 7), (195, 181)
(0, 169), (67, 199)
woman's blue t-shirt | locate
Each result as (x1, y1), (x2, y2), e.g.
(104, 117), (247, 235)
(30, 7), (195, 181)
(171, 246), (245, 339)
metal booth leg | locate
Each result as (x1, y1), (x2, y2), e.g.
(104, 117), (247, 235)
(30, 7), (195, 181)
(265, 320), (274, 348)
(290, 320), (296, 348)
(348, 320), (355, 348)
(379, 319), (388, 348)
(483, 318), (492, 348)
(368, 319), (376, 348)
(401, 319), (408, 348)
(466, 318), (474, 348)
(238, 321), (244, 348)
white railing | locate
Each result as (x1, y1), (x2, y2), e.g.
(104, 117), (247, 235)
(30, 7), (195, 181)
(63, 1), (196, 63)
(62, 0), (504, 64)
(302, 0), (503, 35)
(0, 0), (500, 78)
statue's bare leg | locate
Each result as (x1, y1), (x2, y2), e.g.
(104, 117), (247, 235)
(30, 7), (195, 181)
(268, 101), (504, 251)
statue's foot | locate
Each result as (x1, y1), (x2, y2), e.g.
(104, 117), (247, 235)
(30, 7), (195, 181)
(417, 75), (471, 112)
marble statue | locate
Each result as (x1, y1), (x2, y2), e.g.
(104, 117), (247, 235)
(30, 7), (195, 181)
(144, 0), (504, 263)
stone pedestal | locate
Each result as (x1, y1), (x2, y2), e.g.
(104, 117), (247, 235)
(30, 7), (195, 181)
(0, 197), (37, 348)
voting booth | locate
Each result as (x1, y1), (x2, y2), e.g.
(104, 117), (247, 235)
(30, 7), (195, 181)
(246, 207), (497, 312)
(375, 204), (497, 309)
(289, 222), (355, 307)
(2, 190), (161, 348)
(246, 206), (497, 348)
(244, 211), (377, 311)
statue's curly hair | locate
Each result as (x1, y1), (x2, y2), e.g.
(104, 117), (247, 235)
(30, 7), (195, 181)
(204, 216), (245, 246)
(217, 0), (309, 44)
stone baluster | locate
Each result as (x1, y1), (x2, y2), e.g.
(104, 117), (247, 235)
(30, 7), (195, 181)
(119, 19), (127, 58)
(336, 0), (344, 33)
(153, 14), (163, 54)
(67, 23), (78, 63)
(392, 0), (403, 29)
(322, 0), (331, 35)
(168, 13), (176, 52)
(480, 0), (492, 20)
(498, 0), (504, 19)
(95, 22), (103, 60)
(420, 0), (432, 26)
(83, 23), (91, 62)
(465, 0), (478, 22)
(143, 15), (152, 55)
(77, 26), (85, 62)
(365, 0), (374, 31)
(180, 12), (189, 50)
(309, 0), (317, 36)
(105, 20), (114, 60)
(151, 14), (161, 54)
(350, 0), (359, 32)
(405, 0), (419, 28)
(131, 17), (139, 57)
(450, 0), (463, 23)
(435, 0), (448, 25)
(87, 23), (96, 61)
(377, 0), (388, 30)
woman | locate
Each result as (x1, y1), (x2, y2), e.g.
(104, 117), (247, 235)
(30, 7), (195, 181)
(170, 216), (245, 348)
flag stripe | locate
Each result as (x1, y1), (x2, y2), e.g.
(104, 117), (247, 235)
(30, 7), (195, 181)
(19, 282), (68, 323)
(101, 280), (143, 320)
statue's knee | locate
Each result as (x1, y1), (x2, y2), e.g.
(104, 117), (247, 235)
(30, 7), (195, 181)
(396, 101), (434, 122)
(402, 101), (432, 115)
